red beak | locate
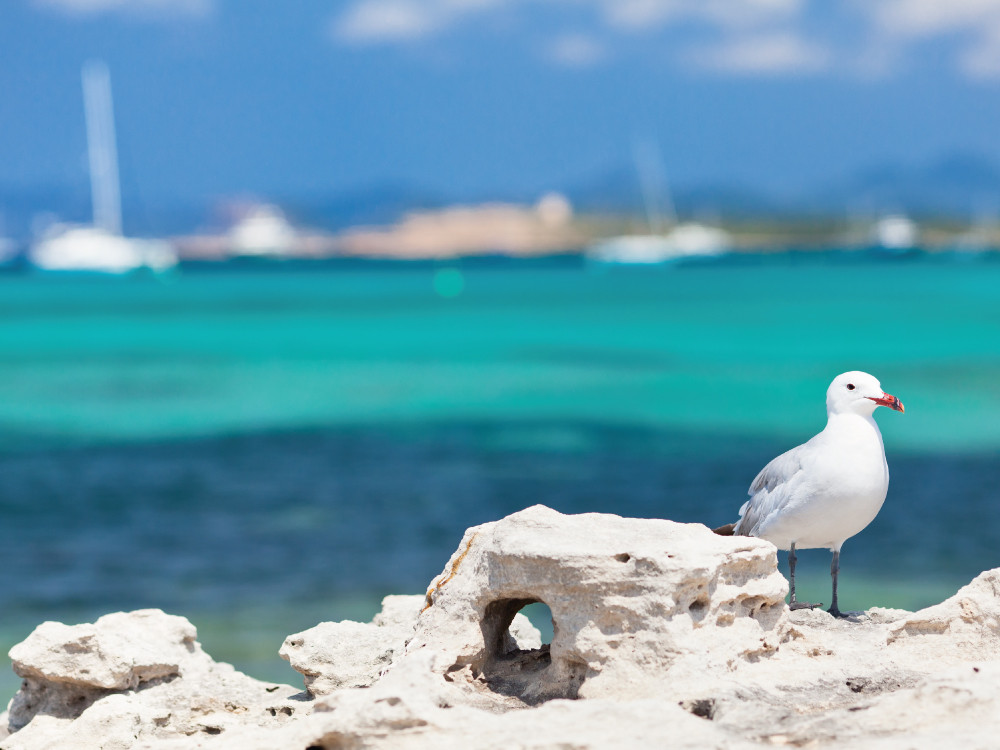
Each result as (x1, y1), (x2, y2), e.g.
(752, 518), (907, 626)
(868, 392), (904, 413)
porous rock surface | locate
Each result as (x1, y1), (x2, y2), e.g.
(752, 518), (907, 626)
(2, 609), (302, 750)
(411, 504), (788, 704)
(4, 505), (1000, 749)
(279, 594), (541, 696)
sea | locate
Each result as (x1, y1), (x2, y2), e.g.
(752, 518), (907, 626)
(1, 249), (998, 696)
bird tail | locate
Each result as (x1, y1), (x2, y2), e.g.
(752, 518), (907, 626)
(713, 522), (737, 536)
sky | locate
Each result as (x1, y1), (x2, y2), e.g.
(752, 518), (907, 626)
(2, 0), (1000, 206)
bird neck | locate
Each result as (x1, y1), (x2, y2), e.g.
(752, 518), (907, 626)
(824, 410), (884, 446)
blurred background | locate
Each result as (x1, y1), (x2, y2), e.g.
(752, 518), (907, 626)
(2, 0), (1000, 693)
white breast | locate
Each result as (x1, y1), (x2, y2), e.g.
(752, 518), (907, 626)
(738, 413), (890, 551)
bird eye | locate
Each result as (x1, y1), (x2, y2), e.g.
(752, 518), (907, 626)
(847, 384), (855, 390)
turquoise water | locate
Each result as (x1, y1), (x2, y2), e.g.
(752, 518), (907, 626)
(1, 254), (998, 451)
(0, 251), (998, 694)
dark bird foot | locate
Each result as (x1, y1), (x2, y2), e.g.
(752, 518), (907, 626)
(827, 606), (848, 619)
(789, 600), (823, 611)
(713, 523), (736, 536)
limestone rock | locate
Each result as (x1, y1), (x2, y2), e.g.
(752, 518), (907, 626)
(281, 620), (398, 695)
(279, 594), (427, 696)
(292, 656), (749, 750)
(9, 609), (197, 692)
(6, 508), (1000, 749)
(508, 611), (543, 651)
(411, 504), (788, 704)
(887, 568), (1000, 657)
(3, 609), (301, 749)
(760, 659), (1000, 748)
(208, 652), (750, 750)
(663, 573), (1000, 746)
(371, 594), (425, 629)
(280, 594), (541, 697)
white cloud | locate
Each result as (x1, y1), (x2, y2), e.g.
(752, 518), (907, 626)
(332, 0), (806, 45)
(688, 32), (829, 75)
(330, 0), (818, 75)
(334, 0), (444, 42)
(960, 27), (1000, 77)
(328, 0), (1000, 81)
(547, 33), (607, 67)
(599, 0), (681, 30)
(862, 0), (1000, 79)
(333, 0), (506, 43)
(866, 0), (1000, 37)
(34, 0), (211, 19)
(601, 0), (802, 32)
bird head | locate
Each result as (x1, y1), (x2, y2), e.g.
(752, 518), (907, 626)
(826, 371), (904, 417)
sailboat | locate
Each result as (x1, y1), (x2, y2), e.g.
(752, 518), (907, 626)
(587, 139), (731, 264)
(29, 61), (177, 274)
(228, 204), (298, 256)
(870, 214), (919, 252)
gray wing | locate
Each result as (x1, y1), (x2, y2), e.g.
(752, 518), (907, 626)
(733, 445), (806, 537)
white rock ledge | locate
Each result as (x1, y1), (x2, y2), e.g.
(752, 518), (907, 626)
(4, 504), (1000, 749)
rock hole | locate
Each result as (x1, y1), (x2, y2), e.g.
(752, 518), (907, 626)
(740, 595), (766, 617)
(689, 597), (709, 616)
(519, 601), (554, 646)
(480, 597), (577, 703)
(614, 553), (631, 563)
(202, 726), (223, 735)
(846, 677), (870, 694)
(481, 598), (547, 659)
(680, 698), (716, 720)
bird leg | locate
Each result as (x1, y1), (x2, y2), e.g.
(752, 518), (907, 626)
(788, 543), (822, 610)
(827, 549), (846, 618)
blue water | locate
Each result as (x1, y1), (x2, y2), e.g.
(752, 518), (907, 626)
(0, 250), (998, 693)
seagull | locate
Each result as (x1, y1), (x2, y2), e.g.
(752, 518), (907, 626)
(715, 371), (904, 618)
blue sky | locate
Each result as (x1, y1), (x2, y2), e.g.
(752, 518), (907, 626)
(3, 0), (1000, 204)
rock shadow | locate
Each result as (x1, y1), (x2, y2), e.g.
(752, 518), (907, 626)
(478, 597), (583, 705)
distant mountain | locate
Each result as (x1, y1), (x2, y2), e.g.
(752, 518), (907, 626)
(566, 153), (1000, 221)
(807, 154), (1000, 218)
(3, 153), (999, 242)
(0, 184), (90, 240)
(561, 166), (778, 221)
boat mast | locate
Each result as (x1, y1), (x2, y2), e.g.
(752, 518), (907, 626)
(82, 61), (122, 236)
(632, 137), (677, 235)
